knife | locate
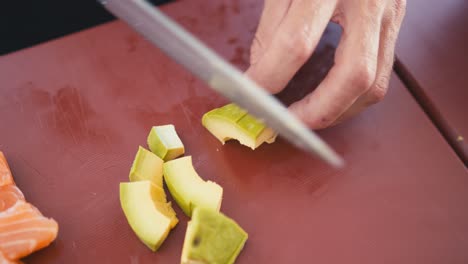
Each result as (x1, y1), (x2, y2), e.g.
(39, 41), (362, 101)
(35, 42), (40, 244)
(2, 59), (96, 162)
(98, 0), (344, 168)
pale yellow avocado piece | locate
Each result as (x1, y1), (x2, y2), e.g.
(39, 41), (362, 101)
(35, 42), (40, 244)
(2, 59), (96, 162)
(163, 156), (223, 217)
(181, 208), (248, 264)
(120, 181), (178, 251)
(202, 103), (277, 150)
(128, 147), (178, 228)
(147, 125), (185, 161)
(151, 183), (178, 228)
(129, 146), (164, 188)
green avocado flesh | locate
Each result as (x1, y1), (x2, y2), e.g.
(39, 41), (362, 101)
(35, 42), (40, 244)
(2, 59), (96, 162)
(202, 103), (277, 149)
(120, 181), (178, 251)
(129, 146), (164, 188)
(181, 208), (248, 264)
(163, 156), (223, 217)
(147, 125), (185, 161)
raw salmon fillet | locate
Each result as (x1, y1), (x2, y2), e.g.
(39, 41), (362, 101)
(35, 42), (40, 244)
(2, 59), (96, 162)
(0, 153), (23, 212)
(0, 151), (58, 261)
(0, 251), (21, 264)
(0, 185), (24, 212)
(0, 152), (13, 187)
(0, 201), (58, 260)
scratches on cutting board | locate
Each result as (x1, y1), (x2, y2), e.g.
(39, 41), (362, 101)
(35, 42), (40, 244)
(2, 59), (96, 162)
(178, 101), (196, 130)
(13, 94), (25, 113)
(52, 85), (89, 145)
(16, 154), (45, 180)
(76, 87), (91, 138)
(15, 153), (55, 194)
(10, 82), (118, 149)
(77, 152), (128, 174)
(130, 256), (140, 264)
(168, 77), (197, 129)
(35, 112), (44, 129)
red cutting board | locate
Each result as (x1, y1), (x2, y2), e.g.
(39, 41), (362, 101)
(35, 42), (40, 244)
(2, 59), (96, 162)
(0, 0), (467, 263)
(395, 0), (468, 163)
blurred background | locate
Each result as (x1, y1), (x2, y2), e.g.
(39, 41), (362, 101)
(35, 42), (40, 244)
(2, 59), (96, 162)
(0, 0), (173, 55)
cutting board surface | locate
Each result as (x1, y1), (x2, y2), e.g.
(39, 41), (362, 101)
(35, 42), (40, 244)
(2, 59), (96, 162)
(396, 0), (468, 161)
(0, 0), (467, 263)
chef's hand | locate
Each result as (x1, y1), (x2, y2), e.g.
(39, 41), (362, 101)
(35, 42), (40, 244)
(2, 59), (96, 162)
(246, 0), (406, 129)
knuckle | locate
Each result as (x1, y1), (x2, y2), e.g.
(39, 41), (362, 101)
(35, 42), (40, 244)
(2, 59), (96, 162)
(367, 76), (390, 104)
(293, 38), (313, 62)
(349, 62), (376, 92)
(280, 34), (313, 63)
(367, 87), (387, 104)
(290, 102), (334, 130)
(315, 116), (335, 129)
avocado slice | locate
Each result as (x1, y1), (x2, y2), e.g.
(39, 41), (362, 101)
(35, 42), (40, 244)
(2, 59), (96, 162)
(163, 156), (223, 217)
(202, 103), (277, 149)
(119, 181), (178, 251)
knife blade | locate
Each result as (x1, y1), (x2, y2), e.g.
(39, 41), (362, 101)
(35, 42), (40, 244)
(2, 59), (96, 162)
(98, 0), (344, 168)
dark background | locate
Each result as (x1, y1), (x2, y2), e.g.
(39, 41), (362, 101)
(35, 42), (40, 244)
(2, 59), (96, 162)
(0, 0), (172, 55)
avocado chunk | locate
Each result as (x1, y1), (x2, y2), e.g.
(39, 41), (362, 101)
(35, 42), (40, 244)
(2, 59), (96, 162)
(129, 146), (164, 188)
(202, 103), (277, 149)
(148, 125), (185, 161)
(163, 156), (223, 217)
(181, 208), (248, 264)
(120, 181), (178, 251)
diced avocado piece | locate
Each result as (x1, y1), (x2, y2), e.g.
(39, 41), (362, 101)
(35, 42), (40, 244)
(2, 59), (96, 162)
(151, 183), (178, 228)
(202, 103), (277, 149)
(181, 208), (248, 264)
(120, 181), (178, 251)
(129, 146), (164, 188)
(147, 125), (185, 161)
(163, 156), (223, 217)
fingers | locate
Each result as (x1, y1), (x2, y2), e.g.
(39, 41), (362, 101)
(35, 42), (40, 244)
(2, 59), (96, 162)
(331, 24), (392, 125)
(250, 0), (292, 65)
(362, 0), (407, 104)
(246, 0), (337, 94)
(332, 0), (407, 125)
(288, 2), (385, 129)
